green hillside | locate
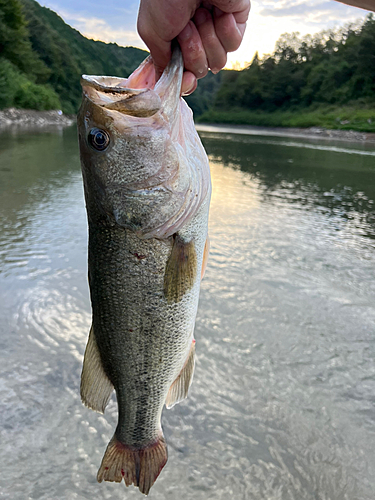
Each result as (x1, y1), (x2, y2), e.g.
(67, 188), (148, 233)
(0, 0), (147, 113)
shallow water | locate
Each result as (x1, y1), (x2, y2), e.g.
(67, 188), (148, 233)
(1, 125), (375, 500)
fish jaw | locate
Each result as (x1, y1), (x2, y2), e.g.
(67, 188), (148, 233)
(77, 47), (211, 239)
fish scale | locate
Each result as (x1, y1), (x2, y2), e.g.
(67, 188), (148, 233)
(78, 47), (211, 494)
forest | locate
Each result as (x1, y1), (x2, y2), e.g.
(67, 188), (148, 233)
(0, 0), (146, 113)
(1, 0), (374, 131)
(198, 15), (375, 131)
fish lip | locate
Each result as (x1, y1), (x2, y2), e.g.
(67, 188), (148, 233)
(81, 75), (148, 95)
(81, 76), (162, 117)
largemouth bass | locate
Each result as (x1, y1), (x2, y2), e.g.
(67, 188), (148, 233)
(77, 47), (211, 495)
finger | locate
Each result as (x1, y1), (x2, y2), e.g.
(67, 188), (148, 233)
(151, 46), (171, 82)
(213, 8), (243, 53)
(194, 7), (227, 74)
(181, 72), (198, 96)
(233, 1), (251, 24)
(232, 2), (250, 42)
(177, 21), (208, 79)
(212, 0), (250, 19)
(137, 15), (171, 81)
(137, 0), (199, 81)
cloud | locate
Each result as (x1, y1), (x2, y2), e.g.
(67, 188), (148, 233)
(65, 13), (144, 47)
(258, 0), (365, 24)
(226, 0), (368, 68)
(38, 1), (145, 48)
(40, 4), (147, 49)
(39, 0), (139, 24)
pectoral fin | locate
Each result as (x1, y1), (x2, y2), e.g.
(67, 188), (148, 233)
(164, 235), (197, 303)
(166, 340), (196, 409)
(81, 326), (114, 413)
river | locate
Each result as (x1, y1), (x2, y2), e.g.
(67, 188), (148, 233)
(1, 124), (375, 499)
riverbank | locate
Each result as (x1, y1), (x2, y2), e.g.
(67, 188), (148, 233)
(0, 108), (75, 127)
(2, 107), (375, 145)
(198, 105), (375, 134)
(195, 123), (375, 144)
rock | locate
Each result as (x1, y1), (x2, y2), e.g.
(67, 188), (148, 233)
(0, 108), (75, 128)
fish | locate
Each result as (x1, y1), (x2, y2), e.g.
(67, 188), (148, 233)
(77, 47), (211, 495)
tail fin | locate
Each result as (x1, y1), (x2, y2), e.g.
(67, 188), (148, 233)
(97, 434), (168, 495)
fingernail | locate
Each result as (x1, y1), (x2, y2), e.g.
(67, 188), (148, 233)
(197, 63), (208, 76)
(182, 80), (197, 96)
(237, 22), (247, 38)
(179, 22), (193, 41)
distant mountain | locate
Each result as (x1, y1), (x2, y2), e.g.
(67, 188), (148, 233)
(0, 0), (147, 113)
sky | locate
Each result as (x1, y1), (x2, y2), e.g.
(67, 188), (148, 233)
(38, 0), (371, 68)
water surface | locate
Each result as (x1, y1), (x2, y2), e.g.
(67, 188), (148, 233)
(1, 125), (375, 500)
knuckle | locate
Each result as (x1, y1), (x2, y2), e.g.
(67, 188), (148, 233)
(201, 31), (218, 48)
(184, 43), (204, 64)
(181, 47), (207, 78)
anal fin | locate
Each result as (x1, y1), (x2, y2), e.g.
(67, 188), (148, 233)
(80, 326), (114, 413)
(166, 340), (195, 409)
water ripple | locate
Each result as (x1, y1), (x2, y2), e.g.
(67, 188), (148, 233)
(1, 127), (375, 499)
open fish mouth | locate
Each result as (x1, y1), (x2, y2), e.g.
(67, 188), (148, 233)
(81, 57), (161, 117)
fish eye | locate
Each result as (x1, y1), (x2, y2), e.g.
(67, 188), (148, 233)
(88, 128), (110, 151)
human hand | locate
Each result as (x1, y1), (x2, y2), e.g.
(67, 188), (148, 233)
(334, 0), (374, 10)
(137, 0), (250, 95)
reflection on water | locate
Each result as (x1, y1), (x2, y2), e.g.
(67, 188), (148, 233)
(202, 131), (375, 240)
(1, 125), (375, 499)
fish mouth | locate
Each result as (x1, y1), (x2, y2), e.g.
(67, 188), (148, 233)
(81, 58), (161, 118)
(81, 75), (144, 94)
(80, 48), (183, 119)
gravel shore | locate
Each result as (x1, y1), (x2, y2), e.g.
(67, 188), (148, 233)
(196, 123), (375, 144)
(0, 108), (75, 128)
